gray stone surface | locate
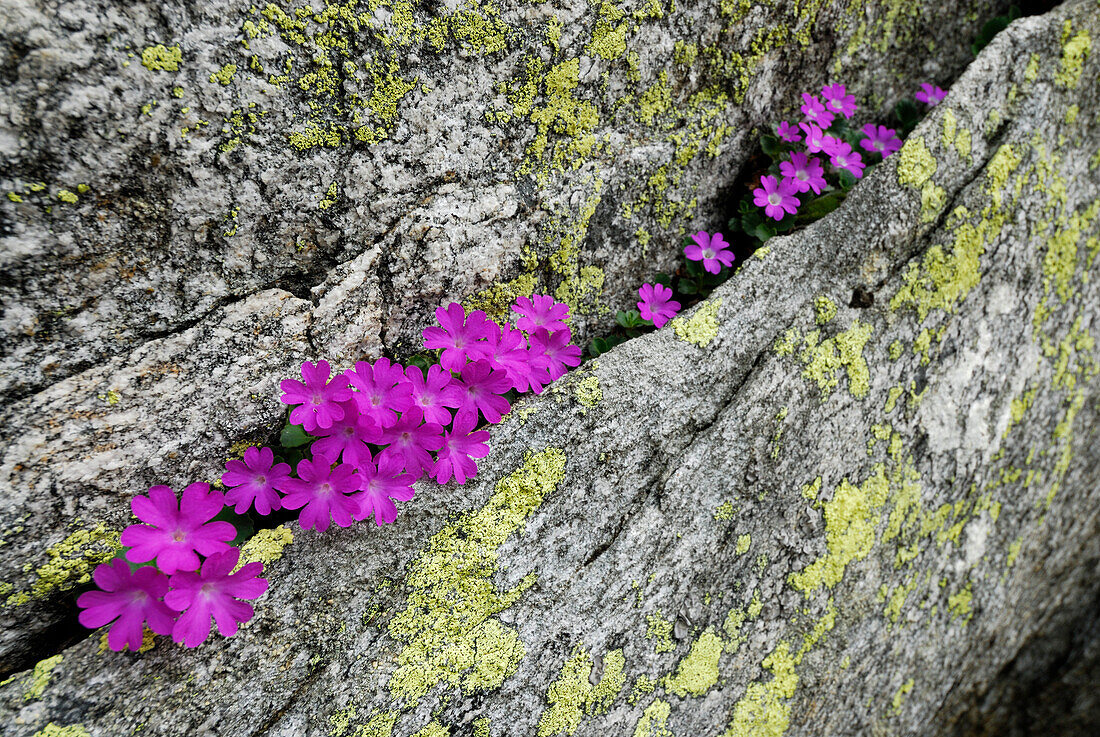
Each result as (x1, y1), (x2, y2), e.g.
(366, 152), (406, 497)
(3, 1), (1100, 735)
(0, 0), (1017, 673)
(0, 0), (1008, 406)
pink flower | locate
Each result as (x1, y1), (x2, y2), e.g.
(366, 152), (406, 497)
(442, 359), (513, 425)
(356, 453), (416, 525)
(279, 454), (362, 532)
(378, 406), (444, 478)
(347, 357), (413, 429)
(823, 139), (865, 178)
(422, 303), (495, 372)
(779, 152), (827, 195)
(529, 328), (582, 381)
(821, 83), (856, 118)
(279, 360), (352, 433)
(800, 93), (835, 129)
(165, 549), (268, 648)
(479, 321), (542, 393)
(915, 83), (946, 106)
(432, 412), (491, 485)
(309, 400), (382, 468)
(512, 295), (570, 334)
(776, 120), (802, 143)
(799, 122), (837, 155)
(77, 559), (177, 652)
(684, 231), (735, 274)
(120, 483), (235, 575)
(859, 124), (902, 157)
(221, 446), (292, 516)
(637, 283), (681, 329)
(405, 364), (455, 426)
(753, 175), (800, 221)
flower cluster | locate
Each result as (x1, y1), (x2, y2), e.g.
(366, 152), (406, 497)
(79, 483), (269, 650)
(755, 83), (904, 221)
(80, 295), (581, 650)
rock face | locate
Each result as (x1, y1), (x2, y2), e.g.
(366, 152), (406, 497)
(0, 0), (1017, 672)
(2, 1), (1100, 736)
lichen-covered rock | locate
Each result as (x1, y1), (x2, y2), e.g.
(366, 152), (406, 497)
(0, 290), (312, 671)
(0, 0), (1016, 674)
(0, 0), (1010, 407)
(3, 1), (1099, 734)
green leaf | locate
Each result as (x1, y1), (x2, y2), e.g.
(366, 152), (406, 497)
(685, 259), (704, 278)
(679, 279), (699, 295)
(751, 221), (777, 242)
(760, 134), (782, 156)
(654, 272), (672, 288)
(616, 309), (645, 329)
(212, 507), (256, 547)
(280, 422), (311, 448)
(838, 170), (857, 191)
(797, 192), (845, 222)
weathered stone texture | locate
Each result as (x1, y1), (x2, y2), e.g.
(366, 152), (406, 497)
(0, 0), (1017, 673)
(3, 1), (1099, 735)
(0, 0), (1008, 404)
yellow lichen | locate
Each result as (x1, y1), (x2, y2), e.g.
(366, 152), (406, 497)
(813, 296), (837, 325)
(632, 699), (673, 737)
(890, 678), (914, 714)
(23, 654), (62, 701)
(387, 448), (566, 702)
(1055, 24), (1090, 89)
(790, 465), (890, 592)
(664, 629), (723, 697)
(670, 298), (722, 347)
(6, 524), (118, 605)
(714, 501), (735, 521)
(573, 375), (602, 409)
(209, 63), (237, 85)
(795, 319), (875, 400)
(411, 722), (449, 737)
(735, 534), (751, 555)
(141, 44), (182, 72)
(537, 645), (625, 735)
(465, 273), (537, 324)
(645, 610), (675, 653)
(236, 525), (294, 570)
(896, 136), (936, 190)
(56, 190), (78, 204)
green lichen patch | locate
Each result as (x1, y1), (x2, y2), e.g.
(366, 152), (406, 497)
(23, 654), (62, 701)
(985, 144), (1022, 210)
(814, 296), (837, 325)
(664, 628), (723, 697)
(889, 678), (914, 715)
(537, 645), (625, 735)
(387, 448), (567, 703)
(645, 610), (675, 653)
(714, 501), (735, 521)
(5, 524), (119, 606)
(573, 375), (602, 409)
(411, 721), (450, 737)
(465, 273), (537, 325)
(1055, 23), (1090, 88)
(789, 465), (890, 592)
(896, 136), (937, 190)
(794, 319), (875, 401)
(141, 44), (182, 72)
(236, 525), (294, 570)
(632, 699), (673, 737)
(670, 298), (722, 347)
(735, 533), (751, 555)
(209, 63), (238, 85)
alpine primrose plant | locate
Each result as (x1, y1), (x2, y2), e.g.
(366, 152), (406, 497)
(80, 296), (580, 650)
(586, 79), (945, 358)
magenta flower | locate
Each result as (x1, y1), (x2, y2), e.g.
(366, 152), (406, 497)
(512, 294), (570, 334)
(356, 453), (416, 525)
(422, 303), (495, 371)
(684, 230), (735, 274)
(165, 549), (268, 648)
(823, 139), (865, 178)
(779, 152), (827, 195)
(820, 83), (856, 118)
(310, 400), (382, 468)
(222, 446), (292, 516)
(776, 120), (802, 143)
(279, 454), (362, 532)
(530, 328), (583, 381)
(120, 483), (235, 575)
(406, 364), (455, 426)
(799, 122), (836, 155)
(77, 559), (177, 652)
(347, 357), (413, 429)
(915, 83), (947, 106)
(800, 93), (835, 129)
(637, 283), (681, 329)
(279, 360), (352, 433)
(753, 175), (800, 221)
(859, 124), (902, 157)
(432, 412), (491, 485)
(442, 359), (513, 425)
(479, 321), (534, 391)
(378, 406), (444, 478)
